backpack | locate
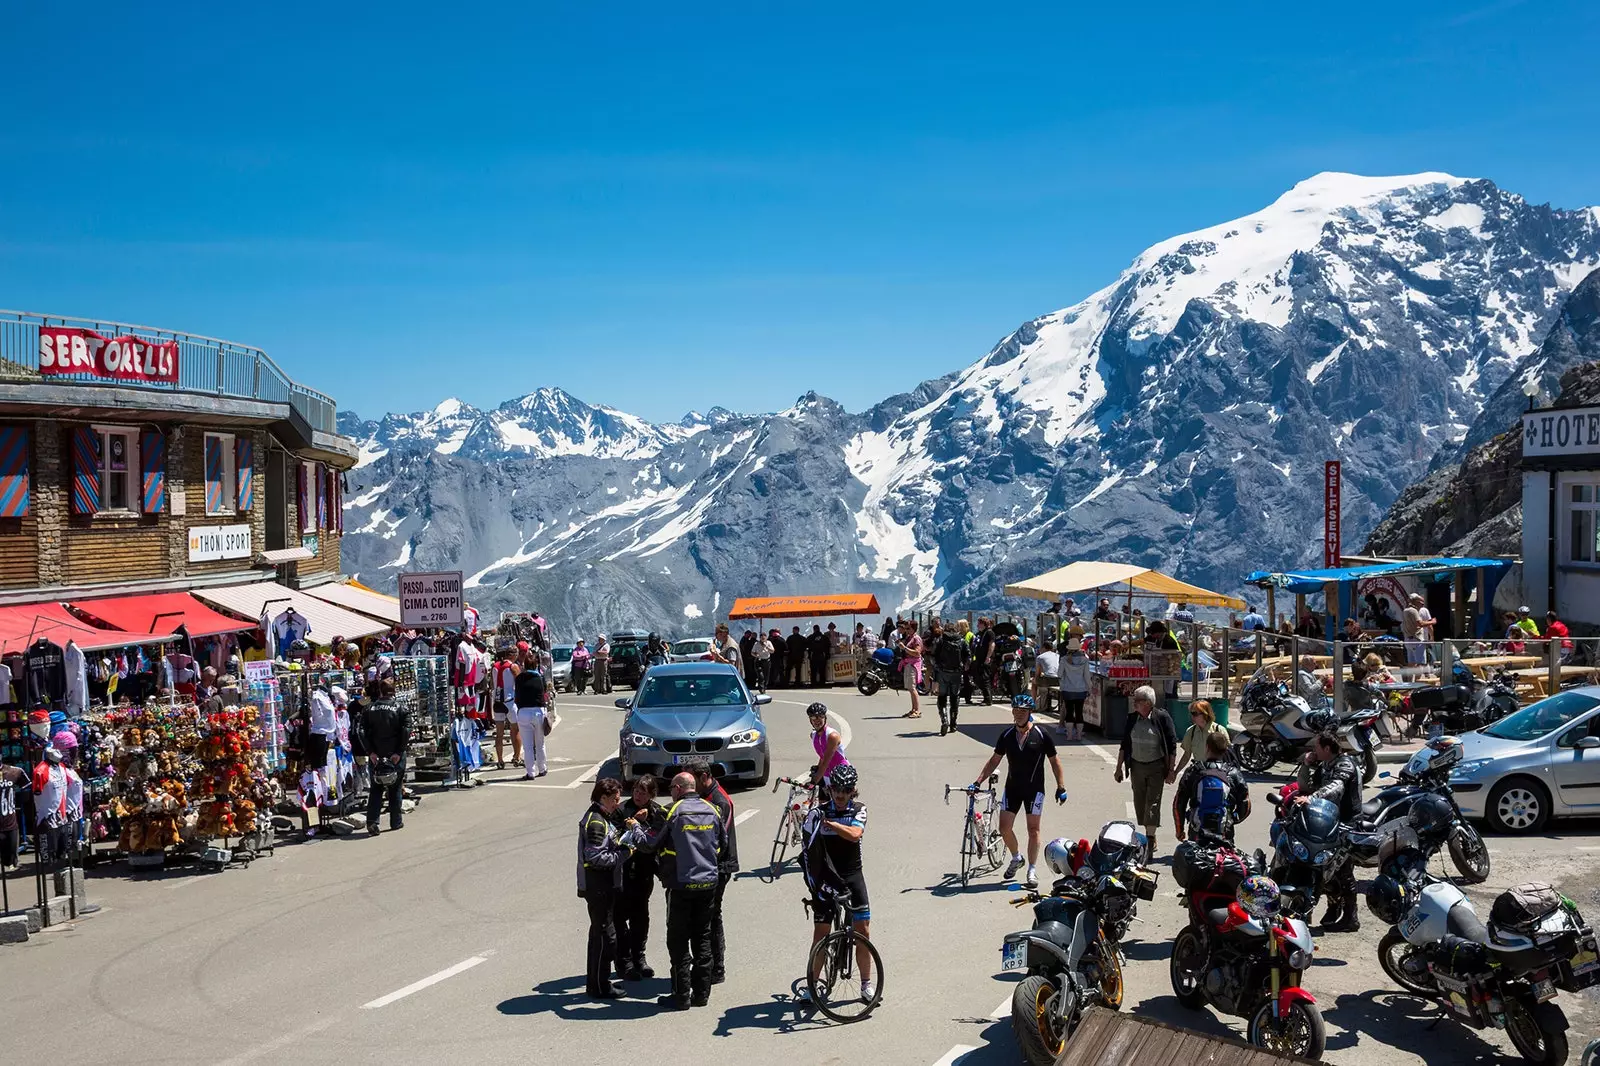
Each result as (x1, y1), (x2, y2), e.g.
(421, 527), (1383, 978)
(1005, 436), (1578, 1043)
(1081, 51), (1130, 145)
(1193, 768), (1232, 831)
(934, 634), (964, 672)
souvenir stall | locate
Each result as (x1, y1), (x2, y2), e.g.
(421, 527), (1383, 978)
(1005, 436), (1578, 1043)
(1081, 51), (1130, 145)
(274, 662), (361, 825)
(393, 655), (452, 774)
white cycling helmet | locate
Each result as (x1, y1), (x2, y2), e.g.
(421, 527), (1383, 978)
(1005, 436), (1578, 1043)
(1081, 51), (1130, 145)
(1043, 837), (1074, 877)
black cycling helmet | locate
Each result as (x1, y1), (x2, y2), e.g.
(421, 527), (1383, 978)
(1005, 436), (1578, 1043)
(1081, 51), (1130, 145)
(829, 764), (859, 792)
(1366, 873), (1410, 926)
(806, 702), (829, 719)
(1408, 793), (1454, 836)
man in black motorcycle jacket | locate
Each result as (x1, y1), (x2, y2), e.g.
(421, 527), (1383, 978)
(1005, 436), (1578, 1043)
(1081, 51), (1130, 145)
(1295, 731), (1362, 932)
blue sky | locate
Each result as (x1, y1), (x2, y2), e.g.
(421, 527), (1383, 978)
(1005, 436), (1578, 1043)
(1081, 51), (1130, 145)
(2, 1), (1597, 423)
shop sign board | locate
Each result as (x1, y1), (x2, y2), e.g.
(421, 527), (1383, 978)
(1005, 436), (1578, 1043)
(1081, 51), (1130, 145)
(243, 660), (273, 683)
(399, 570), (463, 628)
(188, 523), (251, 562)
(1523, 405), (1600, 458)
(38, 326), (180, 384)
(1107, 663), (1150, 680)
(829, 656), (857, 683)
(1324, 460), (1341, 568)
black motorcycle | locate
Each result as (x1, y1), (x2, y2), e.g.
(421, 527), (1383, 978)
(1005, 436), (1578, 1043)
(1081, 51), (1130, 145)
(1410, 669), (1518, 735)
(855, 649), (930, 697)
(1267, 792), (1350, 921)
(1352, 735), (1490, 883)
(1000, 859), (1154, 1066)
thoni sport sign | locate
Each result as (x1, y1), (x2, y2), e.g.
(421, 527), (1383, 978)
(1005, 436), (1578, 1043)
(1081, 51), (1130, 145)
(398, 570), (464, 628)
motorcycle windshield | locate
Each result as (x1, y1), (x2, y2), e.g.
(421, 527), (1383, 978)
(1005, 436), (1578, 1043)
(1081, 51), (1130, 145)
(1294, 798), (1341, 843)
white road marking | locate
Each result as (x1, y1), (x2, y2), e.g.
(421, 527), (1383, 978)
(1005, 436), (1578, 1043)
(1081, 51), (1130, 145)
(931, 1045), (977, 1066)
(991, 993), (1012, 1018)
(734, 808), (761, 827)
(1577, 846), (1600, 852)
(1086, 744), (1116, 765)
(760, 696), (854, 750)
(214, 1016), (340, 1065)
(361, 954), (491, 1009)
(565, 748), (619, 789)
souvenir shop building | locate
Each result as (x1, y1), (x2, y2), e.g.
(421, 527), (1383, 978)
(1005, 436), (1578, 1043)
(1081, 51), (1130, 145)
(0, 309), (359, 606)
(1522, 399), (1600, 628)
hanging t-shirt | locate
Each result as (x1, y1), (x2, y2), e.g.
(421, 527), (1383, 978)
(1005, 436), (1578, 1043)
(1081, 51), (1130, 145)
(462, 605), (481, 637)
(308, 689), (337, 736)
(64, 641), (88, 713)
(31, 761), (83, 828)
(0, 660), (14, 706)
(24, 639), (67, 706)
(270, 610), (312, 656)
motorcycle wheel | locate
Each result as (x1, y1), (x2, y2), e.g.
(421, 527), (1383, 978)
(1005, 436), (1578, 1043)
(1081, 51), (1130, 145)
(1248, 998), (1326, 1059)
(1233, 737), (1277, 774)
(1363, 747), (1378, 784)
(1089, 946), (1125, 1011)
(1448, 823), (1491, 884)
(856, 673), (880, 697)
(1378, 928), (1437, 995)
(1505, 993), (1568, 1066)
(1169, 926), (1208, 1009)
(1012, 974), (1068, 1066)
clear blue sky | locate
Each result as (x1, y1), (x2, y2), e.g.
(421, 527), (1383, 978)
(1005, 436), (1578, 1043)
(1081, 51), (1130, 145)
(2, 1), (1597, 423)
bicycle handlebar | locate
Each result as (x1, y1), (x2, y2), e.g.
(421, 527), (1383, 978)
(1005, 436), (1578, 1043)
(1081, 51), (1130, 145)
(773, 776), (818, 793)
(944, 783), (997, 805)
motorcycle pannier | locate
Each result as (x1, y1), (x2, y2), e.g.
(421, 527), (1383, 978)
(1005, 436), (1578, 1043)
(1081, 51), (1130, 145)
(1490, 882), (1565, 935)
(1409, 684), (1470, 711)
(1172, 841), (1250, 892)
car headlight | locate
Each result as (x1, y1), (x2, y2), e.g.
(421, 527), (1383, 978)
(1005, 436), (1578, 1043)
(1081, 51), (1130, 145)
(626, 733), (656, 748)
(1292, 840), (1310, 861)
(1287, 948), (1312, 970)
(727, 729), (763, 746)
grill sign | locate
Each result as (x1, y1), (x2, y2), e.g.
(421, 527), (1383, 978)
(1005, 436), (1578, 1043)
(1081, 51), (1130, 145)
(39, 327), (180, 384)
(398, 570), (464, 628)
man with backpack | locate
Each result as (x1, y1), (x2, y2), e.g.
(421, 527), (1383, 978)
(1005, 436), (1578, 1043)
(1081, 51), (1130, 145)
(972, 618), (996, 706)
(929, 620), (970, 736)
(1172, 730), (1250, 843)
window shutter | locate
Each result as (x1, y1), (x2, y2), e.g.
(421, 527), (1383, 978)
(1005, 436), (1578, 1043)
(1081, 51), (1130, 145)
(235, 436), (254, 512)
(297, 462), (310, 533)
(202, 436), (225, 514)
(139, 428), (166, 514)
(0, 427), (30, 517)
(71, 427), (100, 515)
(335, 472), (344, 533)
(315, 463), (327, 529)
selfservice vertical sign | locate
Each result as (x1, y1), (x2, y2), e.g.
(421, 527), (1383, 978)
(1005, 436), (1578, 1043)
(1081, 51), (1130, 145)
(1324, 460), (1341, 568)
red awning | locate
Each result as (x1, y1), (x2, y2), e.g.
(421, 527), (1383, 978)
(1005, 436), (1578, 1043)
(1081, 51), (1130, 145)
(726, 594), (882, 620)
(0, 602), (156, 655)
(67, 591), (256, 640)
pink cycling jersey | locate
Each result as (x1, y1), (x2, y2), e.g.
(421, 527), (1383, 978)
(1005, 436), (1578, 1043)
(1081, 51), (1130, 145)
(813, 727), (848, 776)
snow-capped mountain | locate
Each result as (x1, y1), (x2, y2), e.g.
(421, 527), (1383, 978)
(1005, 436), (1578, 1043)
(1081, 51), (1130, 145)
(340, 173), (1600, 636)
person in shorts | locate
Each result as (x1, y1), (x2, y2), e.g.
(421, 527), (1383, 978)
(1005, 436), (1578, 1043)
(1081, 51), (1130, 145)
(895, 619), (924, 719)
(970, 695), (1066, 888)
(797, 764), (874, 1003)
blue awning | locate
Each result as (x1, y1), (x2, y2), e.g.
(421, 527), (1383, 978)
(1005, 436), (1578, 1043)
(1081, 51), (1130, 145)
(1246, 557), (1513, 595)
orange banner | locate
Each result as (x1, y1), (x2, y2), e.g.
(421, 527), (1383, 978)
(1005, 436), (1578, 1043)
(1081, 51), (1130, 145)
(726, 594), (882, 620)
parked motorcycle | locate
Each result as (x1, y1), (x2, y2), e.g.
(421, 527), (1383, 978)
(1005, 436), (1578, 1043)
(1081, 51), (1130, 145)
(1371, 817), (1598, 1065)
(1410, 668), (1518, 735)
(1233, 669), (1378, 781)
(1351, 735), (1490, 883)
(1170, 838), (1325, 1058)
(1001, 830), (1157, 1066)
(854, 647), (930, 697)
(1267, 790), (1350, 921)
(1055, 821), (1159, 944)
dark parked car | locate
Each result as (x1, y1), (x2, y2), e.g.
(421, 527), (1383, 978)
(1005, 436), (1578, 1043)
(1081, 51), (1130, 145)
(608, 641), (646, 690)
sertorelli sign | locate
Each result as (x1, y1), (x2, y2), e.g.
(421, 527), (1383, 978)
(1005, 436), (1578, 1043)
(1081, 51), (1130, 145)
(1523, 405), (1600, 459)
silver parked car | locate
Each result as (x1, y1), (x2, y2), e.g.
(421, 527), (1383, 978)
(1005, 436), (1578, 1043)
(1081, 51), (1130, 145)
(616, 662), (771, 788)
(1450, 687), (1600, 834)
(551, 643), (574, 691)
(669, 637), (716, 664)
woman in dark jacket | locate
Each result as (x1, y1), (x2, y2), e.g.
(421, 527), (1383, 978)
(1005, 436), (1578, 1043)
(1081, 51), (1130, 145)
(577, 778), (629, 999)
(1113, 685), (1178, 856)
(615, 775), (666, 981)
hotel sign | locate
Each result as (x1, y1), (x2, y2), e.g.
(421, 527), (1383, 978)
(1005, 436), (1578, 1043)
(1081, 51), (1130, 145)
(1523, 405), (1600, 459)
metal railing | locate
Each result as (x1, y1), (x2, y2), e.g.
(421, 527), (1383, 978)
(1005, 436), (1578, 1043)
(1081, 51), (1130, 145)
(0, 309), (338, 434)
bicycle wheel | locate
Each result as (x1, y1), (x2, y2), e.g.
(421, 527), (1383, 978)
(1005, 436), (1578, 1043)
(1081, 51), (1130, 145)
(808, 929), (884, 1023)
(961, 819), (980, 887)
(986, 823), (1007, 870)
(770, 813), (792, 879)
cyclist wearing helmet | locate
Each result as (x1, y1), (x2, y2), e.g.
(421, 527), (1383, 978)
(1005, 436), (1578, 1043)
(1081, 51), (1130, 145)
(797, 763), (874, 1003)
(806, 703), (849, 787)
(970, 694), (1067, 889)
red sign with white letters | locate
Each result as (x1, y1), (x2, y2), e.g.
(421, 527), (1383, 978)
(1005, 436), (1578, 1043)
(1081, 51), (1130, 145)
(1324, 460), (1341, 568)
(38, 327), (180, 384)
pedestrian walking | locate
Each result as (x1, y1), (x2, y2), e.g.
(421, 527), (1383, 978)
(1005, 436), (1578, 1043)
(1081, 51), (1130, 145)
(1057, 638), (1091, 741)
(624, 772), (726, 1010)
(1174, 699), (1229, 777)
(694, 766), (738, 985)
(617, 775), (666, 981)
(749, 629), (771, 693)
(928, 620), (969, 736)
(973, 618), (996, 706)
(895, 619), (924, 719)
(1114, 685), (1177, 856)
(577, 778), (628, 999)
(361, 677), (410, 836)
(513, 651), (549, 778)
(969, 695), (1067, 889)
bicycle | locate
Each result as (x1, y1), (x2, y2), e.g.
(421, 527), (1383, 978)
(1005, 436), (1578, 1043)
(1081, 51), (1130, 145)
(769, 775), (818, 880)
(944, 774), (1003, 888)
(802, 894), (884, 1023)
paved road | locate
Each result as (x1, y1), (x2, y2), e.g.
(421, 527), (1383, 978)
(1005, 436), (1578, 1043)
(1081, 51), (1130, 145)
(4, 684), (1599, 1065)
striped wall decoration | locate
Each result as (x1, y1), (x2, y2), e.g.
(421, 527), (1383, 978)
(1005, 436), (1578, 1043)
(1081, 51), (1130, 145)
(0, 427), (30, 517)
(235, 436), (254, 512)
(203, 435), (224, 514)
(140, 428), (166, 514)
(71, 427), (100, 514)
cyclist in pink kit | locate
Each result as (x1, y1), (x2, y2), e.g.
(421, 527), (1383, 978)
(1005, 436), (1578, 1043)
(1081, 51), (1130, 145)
(807, 703), (849, 787)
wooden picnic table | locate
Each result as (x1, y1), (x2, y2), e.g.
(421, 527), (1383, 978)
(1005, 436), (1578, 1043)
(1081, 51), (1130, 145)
(1509, 666), (1600, 698)
(1459, 655), (1541, 679)
(1231, 654), (1333, 678)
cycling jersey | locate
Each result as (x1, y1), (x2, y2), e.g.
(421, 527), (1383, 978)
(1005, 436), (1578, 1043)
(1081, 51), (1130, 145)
(994, 722), (1056, 797)
(800, 799), (869, 921)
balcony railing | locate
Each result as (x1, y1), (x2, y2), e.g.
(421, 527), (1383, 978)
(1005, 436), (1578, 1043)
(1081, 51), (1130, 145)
(0, 309), (338, 434)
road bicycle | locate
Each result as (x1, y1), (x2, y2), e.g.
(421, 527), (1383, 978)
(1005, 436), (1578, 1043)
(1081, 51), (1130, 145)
(768, 775), (817, 880)
(802, 893), (884, 1023)
(945, 775), (1003, 888)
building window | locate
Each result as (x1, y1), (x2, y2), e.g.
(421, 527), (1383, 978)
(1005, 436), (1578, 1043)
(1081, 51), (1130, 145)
(91, 426), (139, 514)
(204, 432), (236, 516)
(1568, 481), (1600, 565)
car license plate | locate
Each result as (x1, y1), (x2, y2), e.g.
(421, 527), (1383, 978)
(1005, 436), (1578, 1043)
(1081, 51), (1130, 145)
(673, 754), (714, 767)
(1002, 942), (1027, 971)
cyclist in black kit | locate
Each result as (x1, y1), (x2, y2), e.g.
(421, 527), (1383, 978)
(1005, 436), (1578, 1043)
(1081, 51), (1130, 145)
(797, 763), (874, 1003)
(970, 695), (1066, 889)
